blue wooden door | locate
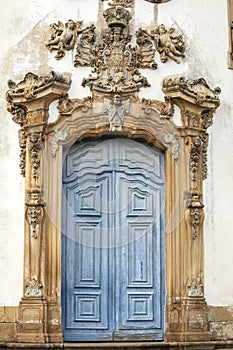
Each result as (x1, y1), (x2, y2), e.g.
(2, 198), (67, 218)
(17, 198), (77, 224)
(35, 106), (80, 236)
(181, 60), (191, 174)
(62, 138), (165, 341)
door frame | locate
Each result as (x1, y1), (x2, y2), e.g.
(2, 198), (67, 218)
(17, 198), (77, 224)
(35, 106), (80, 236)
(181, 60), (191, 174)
(7, 75), (220, 343)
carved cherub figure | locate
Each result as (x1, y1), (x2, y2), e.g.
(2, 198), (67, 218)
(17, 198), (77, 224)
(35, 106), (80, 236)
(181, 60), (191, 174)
(151, 24), (185, 63)
(104, 95), (130, 132)
(47, 20), (86, 60)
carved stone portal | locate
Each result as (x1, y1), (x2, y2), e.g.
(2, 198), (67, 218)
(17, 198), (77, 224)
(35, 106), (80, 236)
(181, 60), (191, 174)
(6, 0), (220, 345)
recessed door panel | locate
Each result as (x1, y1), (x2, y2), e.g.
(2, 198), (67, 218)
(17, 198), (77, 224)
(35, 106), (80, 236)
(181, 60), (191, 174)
(62, 138), (165, 341)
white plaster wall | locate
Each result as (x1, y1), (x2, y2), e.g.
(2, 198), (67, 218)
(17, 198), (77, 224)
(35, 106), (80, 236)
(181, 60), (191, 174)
(0, 0), (232, 306)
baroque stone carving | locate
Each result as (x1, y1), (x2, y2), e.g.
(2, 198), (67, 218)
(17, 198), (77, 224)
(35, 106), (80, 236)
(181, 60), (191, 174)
(136, 28), (157, 69)
(57, 93), (92, 114)
(82, 8), (150, 93)
(142, 96), (174, 118)
(26, 205), (43, 239)
(187, 279), (204, 297)
(144, 24), (185, 64)
(25, 279), (43, 297)
(185, 79), (221, 104)
(28, 133), (44, 178)
(51, 130), (68, 157)
(163, 77), (221, 104)
(47, 20), (93, 60)
(26, 190), (44, 239)
(189, 136), (202, 182)
(74, 25), (96, 67)
(164, 133), (180, 160)
(186, 192), (204, 239)
(7, 71), (70, 100)
(19, 129), (27, 177)
(104, 95), (130, 131)
(201, 132), (209, 180)
(102, 0), (134, 7)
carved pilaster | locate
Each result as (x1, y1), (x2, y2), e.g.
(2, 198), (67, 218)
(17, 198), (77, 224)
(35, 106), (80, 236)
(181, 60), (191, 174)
(163, 77), (220, 342)
(6, 71), (71, 343)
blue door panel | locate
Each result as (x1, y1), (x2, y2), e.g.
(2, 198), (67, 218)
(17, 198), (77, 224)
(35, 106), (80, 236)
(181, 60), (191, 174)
(62, 138), (165, 341)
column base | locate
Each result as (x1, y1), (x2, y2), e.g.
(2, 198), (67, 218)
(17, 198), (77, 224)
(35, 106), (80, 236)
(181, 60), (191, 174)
(165, 298), (211, 342)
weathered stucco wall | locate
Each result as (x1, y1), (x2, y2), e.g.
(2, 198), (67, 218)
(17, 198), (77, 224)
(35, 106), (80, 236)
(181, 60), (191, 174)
(0, 0), (233, 311)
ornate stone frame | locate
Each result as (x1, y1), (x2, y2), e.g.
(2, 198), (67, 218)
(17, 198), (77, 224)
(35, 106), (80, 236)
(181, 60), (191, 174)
(6, 72), (220, 343)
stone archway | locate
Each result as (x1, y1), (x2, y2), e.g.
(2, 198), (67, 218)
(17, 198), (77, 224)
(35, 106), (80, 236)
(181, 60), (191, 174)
(6, 71), (220, 343)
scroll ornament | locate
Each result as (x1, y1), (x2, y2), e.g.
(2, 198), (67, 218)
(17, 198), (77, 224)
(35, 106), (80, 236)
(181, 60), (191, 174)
(57, 93), (92, 114)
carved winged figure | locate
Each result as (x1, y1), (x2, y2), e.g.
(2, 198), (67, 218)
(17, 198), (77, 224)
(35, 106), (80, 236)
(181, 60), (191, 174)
(47, 20), (87, 60)
(151, 24), (185, 63)
(104, 95), (130, 132)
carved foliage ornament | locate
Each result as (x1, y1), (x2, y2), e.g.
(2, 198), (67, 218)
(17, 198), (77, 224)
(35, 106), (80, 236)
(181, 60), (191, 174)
(57, 93), (92, 114)
(26, 190), (44, 239)
(189, 136), (202, 182)
(186, 192), (204, 240)
(142, 96), (174, 118)
(28, 133), (44, 179)
(19, 129), (27, 177)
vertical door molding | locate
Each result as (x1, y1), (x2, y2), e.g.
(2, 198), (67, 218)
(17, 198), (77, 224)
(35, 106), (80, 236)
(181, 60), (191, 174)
(228, 0), (233, 68)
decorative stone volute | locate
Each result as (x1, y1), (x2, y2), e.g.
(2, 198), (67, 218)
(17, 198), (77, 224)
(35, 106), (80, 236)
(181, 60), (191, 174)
(6, 71), (71, 122)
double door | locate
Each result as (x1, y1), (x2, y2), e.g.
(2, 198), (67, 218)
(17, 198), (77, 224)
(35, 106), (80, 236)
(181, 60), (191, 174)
(62, 138), (165, 341)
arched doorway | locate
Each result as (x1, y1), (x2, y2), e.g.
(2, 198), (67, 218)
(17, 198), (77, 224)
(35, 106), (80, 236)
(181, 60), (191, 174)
(62, 138), (166, 341)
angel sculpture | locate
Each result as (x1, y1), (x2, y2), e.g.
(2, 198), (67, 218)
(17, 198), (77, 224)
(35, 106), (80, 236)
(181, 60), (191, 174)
(104, 95), (130, 132)
(47, 20), (88, 60)
(150, 24), (185, 63)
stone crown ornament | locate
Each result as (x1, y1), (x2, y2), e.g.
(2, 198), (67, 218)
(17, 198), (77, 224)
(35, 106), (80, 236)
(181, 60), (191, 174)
(103, 5), (132, 28)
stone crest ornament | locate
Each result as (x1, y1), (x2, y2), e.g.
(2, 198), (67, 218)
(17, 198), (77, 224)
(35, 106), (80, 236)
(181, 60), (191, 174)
(25, 279), (43, 297)
(104, 95), (130, 131)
